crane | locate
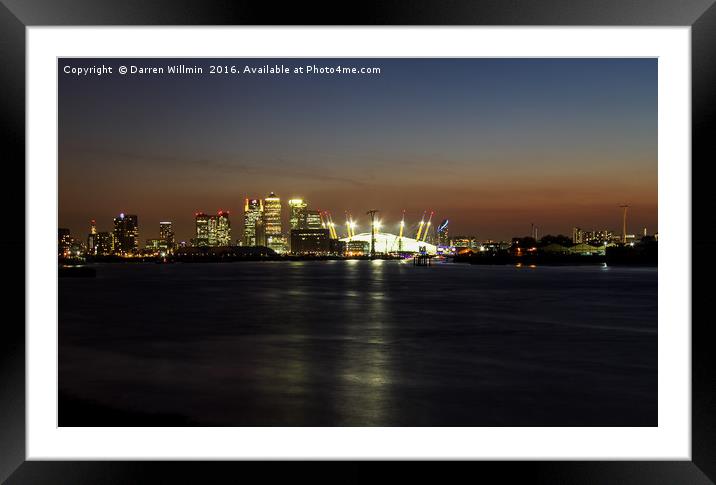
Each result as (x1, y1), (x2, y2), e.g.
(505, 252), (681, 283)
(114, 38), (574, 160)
(421, 211), (434, 242)
(391, 210), (406, 253)
(619, 204), (630, 243)
(322, 211), (337, 239)
(366, 210), (379, 258)
(415, 211), (426, 241)
(345, 212), (353, 239)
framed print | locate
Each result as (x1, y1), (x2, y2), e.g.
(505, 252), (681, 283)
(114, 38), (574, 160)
(2, 0), (715, 482)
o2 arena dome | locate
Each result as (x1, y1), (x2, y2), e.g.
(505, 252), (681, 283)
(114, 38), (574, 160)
(340, 232), (437, 255)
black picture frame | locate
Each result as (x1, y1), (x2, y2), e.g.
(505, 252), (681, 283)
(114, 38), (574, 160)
(1, 1), (713, 482)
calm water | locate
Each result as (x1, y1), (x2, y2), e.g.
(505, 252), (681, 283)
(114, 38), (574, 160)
(59, 261), (657, 426)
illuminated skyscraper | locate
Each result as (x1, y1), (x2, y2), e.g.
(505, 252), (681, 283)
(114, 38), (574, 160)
(216, 211), (231, 246)
(244, 198), (263, 246)
(437, 219), (449, 246)
(112, 213), (138, 254)
(255, 217), (266, 247)
(96, 232), (113, 255)
(159, 221), (175, 251)
(572, 227), (583, 244)
(195, 212), (231, 247)
(263, 192), (285, 253)
(58, 228), (71, 257)
(263, 192), (282, 235)
(194, 212), (211, 247)
(288, 198), (308, 230)
(87, 219), (99, 255)
(290, 228), (330, 255)
(305, 210), (323, 230)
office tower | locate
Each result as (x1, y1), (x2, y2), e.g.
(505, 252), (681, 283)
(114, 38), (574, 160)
(305, 210), (323, 230)
(263, 192), (282, 236)
(87, 219), (98, 255)
(437, 219), (449, 246)
(263, 192), (285, 253)
(145, 239), (162, 251)
(572, 227), (583, 244)
(290, 228), (331, 255)
(288, 198), (308, 230)
(112, 213), (138, 254)
(255, 217), (266, 247)
(96, 232), (113, 255)
(244, 198), (263, 246)
(195, 212), (211, 247)
(58, 228), (71, 256)
(159, 221), (175, 251)
(216, 211), (231, 246)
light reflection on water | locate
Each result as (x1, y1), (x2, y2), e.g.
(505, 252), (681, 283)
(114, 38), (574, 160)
(59, 261), (657, 426)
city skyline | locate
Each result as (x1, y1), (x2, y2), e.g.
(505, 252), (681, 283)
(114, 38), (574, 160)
(60, 192), (658, 252)
(59, 58), (657, 240)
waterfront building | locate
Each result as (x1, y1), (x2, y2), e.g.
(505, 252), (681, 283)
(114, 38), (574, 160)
(159, 221), (175, 252)
(288, 198), (308, 230)
(263, 192), (285, 253)
(216, 211), (231, 246)
(194, 212), (211, 247)
(340, 232), (437, 255)
(95, 232), (113, 255)
(305, 209), (323, 230)
(569, 243), (605, 256)
(290, 228), (330, 255)
(346, 240), (370, 256)
(579, 229), (618, 245)
(437, 219), (449, 246)
(195, 211), (231, 247)
(266, 234), (287, 254)
(58, 228), (71, 257)
(112, 213), (138, 254)
(145, 238), (162, 251)
(87, 219), (99, 255)
(255, 217), (266, 247)
(451, 236), (479, 250)
(330, 238), (346, 256)
(572, 227), (583, 244)
(243, 198), (263, 246)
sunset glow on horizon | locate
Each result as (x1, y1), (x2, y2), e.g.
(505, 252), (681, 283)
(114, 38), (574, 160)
(59, 58), (657, 240)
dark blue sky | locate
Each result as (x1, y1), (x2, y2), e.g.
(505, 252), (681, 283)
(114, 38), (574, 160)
(59, 58), (657, 241)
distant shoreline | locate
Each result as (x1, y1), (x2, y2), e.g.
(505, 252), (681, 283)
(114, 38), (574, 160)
(59, 253), (657, 268)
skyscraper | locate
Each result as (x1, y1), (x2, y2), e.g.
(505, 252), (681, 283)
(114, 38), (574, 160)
(288, 198), (308, 230)
(194, 212), (211, 247)
(195, 212), (231, 247)
(112, 213), (138, 254)
(263, 192), (285, 253)
(244, 198), (263, 246)
(58, 228), (71, 257)
(572, 227), (583, 244)
(437, 219), (449, 246)
(95, 232), (113, 255)
(216, 211), (231, 246)
(159, 221), (175, 252)
(87, 219), (98, 255)
(305, 210), (323, 230)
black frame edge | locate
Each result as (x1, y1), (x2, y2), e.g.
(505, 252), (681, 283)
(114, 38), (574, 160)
(2, 0), (715, 483)
(692, 0), (716, 482)
(0, 1), (26, 484)
(1, 0), (716, 26)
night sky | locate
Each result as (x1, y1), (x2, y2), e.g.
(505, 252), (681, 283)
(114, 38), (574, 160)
(59, 58), (657, 242)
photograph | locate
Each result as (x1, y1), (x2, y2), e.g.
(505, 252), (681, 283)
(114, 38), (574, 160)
(57, 57), (658, 427)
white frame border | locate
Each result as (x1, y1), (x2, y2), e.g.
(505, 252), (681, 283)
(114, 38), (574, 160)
(27, 26), (690, 460)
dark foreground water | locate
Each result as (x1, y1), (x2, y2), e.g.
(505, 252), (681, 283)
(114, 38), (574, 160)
(59, 261), (657, 426)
